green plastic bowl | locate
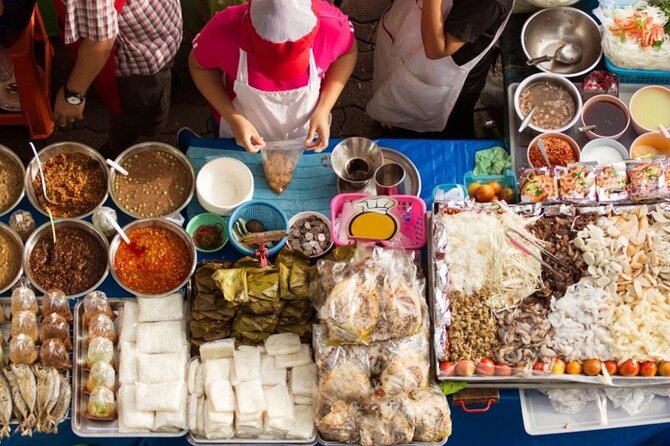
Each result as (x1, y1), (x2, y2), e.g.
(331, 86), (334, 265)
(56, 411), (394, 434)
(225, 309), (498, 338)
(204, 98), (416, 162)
(186, 213), (228, 253)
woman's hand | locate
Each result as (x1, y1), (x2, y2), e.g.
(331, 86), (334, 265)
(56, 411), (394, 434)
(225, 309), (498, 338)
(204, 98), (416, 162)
(305, 107), (330, 152)
(230, 114), (265, 153)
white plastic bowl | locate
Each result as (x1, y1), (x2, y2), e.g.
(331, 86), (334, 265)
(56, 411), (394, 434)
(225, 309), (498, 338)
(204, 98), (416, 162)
(196, 157), (254, 216)
(581, 139), (629, 164)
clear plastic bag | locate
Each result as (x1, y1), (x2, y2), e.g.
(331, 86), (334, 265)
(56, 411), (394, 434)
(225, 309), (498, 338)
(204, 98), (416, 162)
(596, 162), (628, 203)
(40, 338), (72, 370)
(41, 313), (72, 350)
(604, 388), (656, 416)
(9, 333), (38, 364)
(626, 159), (667, 202)
(409, 385), (452, 442)
(83, 291), (116, 328)
(11, 281), (38, 315)
(86, 361), (116, 393)
(261, 138), (305, 194)
(92, 207), (118, 239)
(86, 386), (117, 420)
(88, 314), (118, 344)
(557, 163), (597, 204)
(378, 321), (430, 396)
(519, 168), (559, 204)
(11, 310), (39, 342)
(86, 337), (114, 369)
(315, 398), (361, 443)
(8, 210), (35, 242)
(358, 395), (415, 446)
(42, 289), (73, 321)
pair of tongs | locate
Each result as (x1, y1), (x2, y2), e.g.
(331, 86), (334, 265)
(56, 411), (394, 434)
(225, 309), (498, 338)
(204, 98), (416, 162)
(505, 231), (563, 278)
(507, 228), (571, 270)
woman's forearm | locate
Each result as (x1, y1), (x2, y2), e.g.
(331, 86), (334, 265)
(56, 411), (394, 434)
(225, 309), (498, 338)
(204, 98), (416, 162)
(188, 51), (241, 122)
(421, 0), (465, 59)
(315, 41), (357, 114)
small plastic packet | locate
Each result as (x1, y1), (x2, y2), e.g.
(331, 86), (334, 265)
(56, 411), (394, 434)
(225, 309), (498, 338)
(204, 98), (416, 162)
(83, 291), (116, 328)
(596, 162), (629, 203)
(42, 289), (73, 321)
(519, 168), (559, 204)
(9, 333), (38, 364)
(11, 281), (38, 315)
(86, 386), (117, 420)
(92, 206), (118, 239)
(86, 336), (114, 369)
(40, 338), (72, 370)
(88, 313), (118, 344)
(315, 398), (361, 444)
(11, 310), (39, 342)
(358, 395), (415, 446)
(41, 313), (72, 350)
(8, 210), (35, 242)
(556, 162), (597, 204)
(626, 159), (667, 202)
(409, 386), (452, 442)
(86, 361), (116, 393)
(261, 138), (305, 194)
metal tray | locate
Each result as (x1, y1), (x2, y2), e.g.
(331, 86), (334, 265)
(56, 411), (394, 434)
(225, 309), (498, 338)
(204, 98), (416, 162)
(507, 82), (648, 174)
(337, 148), (422, 197)
(318, 434), (448, 446)
(72, 298), (188, 438)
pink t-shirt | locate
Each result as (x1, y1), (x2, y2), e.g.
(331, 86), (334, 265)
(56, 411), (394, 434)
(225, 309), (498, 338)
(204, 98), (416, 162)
(192, 0), (354, 101)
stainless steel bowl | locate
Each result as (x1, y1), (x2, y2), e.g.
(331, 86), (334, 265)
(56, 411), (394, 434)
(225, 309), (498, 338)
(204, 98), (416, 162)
(0, 145), (25, 218)
(109, 142), (195, 219)
(22, 220), (109, 297)
(522, 7), (602, 78)
(108, 218), (197, 297)
(331, 137), (384, 189)
(514, 72), (583, 134)
(0, 222), (24, 294)
(24, 142), (109, 220)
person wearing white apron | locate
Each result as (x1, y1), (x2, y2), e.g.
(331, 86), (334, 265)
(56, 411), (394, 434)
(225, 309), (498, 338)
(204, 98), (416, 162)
(367, 0), (513, 138)
(189, 0), (357, 152)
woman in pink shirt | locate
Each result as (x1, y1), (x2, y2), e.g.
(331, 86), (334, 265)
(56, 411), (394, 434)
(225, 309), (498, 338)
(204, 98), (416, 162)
(189, 0), (357, 152)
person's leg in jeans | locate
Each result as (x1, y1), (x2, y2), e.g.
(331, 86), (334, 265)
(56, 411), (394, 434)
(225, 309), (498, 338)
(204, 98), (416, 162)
(105, 62), (173, 157)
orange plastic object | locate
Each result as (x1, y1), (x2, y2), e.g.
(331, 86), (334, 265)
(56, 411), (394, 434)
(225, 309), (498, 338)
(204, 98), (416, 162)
(1, 4), (55, 139)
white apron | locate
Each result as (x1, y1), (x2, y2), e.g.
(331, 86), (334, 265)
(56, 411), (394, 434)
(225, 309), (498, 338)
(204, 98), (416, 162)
(219, 48), (321, 140)
(366, 0), (511, 132)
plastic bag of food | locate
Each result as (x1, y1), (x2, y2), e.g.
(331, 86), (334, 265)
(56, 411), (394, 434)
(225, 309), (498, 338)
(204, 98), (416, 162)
(596, 162), (628, 203)
(519, 168), (559, 204)
(11, 310), (39, 342)
(626, 159), (667, 201)
(42, 289), (73, 321)
(358, 395), (415, 446)
(41, 313), (72, 350)
(261, 138), (305, 194)
(86, 336), (115, 369)
(557, 163), (597, 204)
(86, 361), (116, 393)
(86, 386), (117, 420)
(11, 281), (38, 315)
(378, 318), (430, 396)
(9, 333), (38, 364)
(83, 291), (116, 328)
(8, 210), (35, 242)
(408, 386), (452, 442)
(315, 398), (361, 443)
(40, 338), (72, 370)
(88, 313), (118, 344)
(92, 206), (118, 239)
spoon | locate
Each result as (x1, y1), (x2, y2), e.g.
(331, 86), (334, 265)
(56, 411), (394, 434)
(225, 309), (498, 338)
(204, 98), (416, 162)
(578, 124), (597, 132)
(106, 159), (128, 176)
(526, 43), (584, 66)
(659, 124), (670, 139)
(29, 142), (57, 206)
(536, 139), (552, 166)
(104, 213), (130, 245)
(518, 106), (538, 133)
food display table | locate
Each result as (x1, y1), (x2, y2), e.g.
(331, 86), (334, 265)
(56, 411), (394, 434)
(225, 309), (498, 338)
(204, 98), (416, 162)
(1, 138), (669, 445)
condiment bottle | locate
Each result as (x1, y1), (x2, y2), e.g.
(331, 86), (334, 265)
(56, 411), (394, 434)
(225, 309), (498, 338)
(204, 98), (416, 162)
(9, 210), (35, 242)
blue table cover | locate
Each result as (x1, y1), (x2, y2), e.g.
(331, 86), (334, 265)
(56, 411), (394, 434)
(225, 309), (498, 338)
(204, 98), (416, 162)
(1, 137), (668, 446)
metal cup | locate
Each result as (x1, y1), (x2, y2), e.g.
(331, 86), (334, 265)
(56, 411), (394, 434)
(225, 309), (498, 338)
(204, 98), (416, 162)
(374, 163), (406, 196)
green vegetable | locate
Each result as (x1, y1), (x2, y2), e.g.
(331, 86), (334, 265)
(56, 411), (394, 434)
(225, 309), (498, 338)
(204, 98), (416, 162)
(440, 381), (468, 396)
(473, 146), (512, 176)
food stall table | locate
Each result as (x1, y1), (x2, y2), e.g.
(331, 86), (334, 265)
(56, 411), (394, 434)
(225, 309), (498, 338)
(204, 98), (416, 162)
(2, 138), (669, 445)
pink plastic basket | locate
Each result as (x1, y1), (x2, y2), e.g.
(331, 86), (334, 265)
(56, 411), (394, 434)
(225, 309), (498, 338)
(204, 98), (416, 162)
(330, 193), (427, 250)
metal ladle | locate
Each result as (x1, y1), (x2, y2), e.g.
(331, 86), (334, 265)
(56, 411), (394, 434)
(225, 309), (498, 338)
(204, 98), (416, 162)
(526, 43), (584, 66)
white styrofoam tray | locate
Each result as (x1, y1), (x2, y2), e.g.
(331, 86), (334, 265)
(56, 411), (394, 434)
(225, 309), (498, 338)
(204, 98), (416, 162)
(519, 389), (670, 435)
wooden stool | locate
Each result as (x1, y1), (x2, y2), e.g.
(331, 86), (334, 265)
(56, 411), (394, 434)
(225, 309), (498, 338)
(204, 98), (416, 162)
(1, 4), (54, 139)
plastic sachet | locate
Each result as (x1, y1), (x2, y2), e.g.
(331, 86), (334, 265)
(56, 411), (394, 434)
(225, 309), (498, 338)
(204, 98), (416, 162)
(92, 206), (118, 239)
(261, 139), (305, 194)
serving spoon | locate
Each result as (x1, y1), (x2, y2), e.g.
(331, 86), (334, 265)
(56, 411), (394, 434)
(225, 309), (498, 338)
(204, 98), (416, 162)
(536, 139), (552, 166)
(526, 43), (584, 66)
(518, 106), (538, 133)
(659, 124), (670, 139)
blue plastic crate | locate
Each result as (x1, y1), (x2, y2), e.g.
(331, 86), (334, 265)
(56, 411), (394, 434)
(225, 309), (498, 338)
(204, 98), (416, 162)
(604, 56), (670, 85)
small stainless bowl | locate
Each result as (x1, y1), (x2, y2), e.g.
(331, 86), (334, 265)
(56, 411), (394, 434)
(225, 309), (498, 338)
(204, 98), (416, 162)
(109, 142), (195, 219)
(22, 220), (109, 298)
(331, 137), (384, 189)
(25, 142), (109, 220)
(0, 145), (25, 218)
(108, 218), (197, 297)
(0, 222), (24, 294)
(522, 7), (602, 78)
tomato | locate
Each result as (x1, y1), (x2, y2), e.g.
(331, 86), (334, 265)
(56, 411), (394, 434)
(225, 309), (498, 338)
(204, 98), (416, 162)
(439, 360), (456, 377)
(476, 358), (496, 376)
(488, 181), (502, 195)
(498, 187), (515, 203)
(474, 185), (496, 203)
(619, 359), (640, 377)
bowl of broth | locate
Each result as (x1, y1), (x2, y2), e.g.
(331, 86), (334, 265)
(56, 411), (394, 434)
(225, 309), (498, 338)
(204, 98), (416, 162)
(580, 94), (630, 140)
(629, 86), (670, 135)
(630, 132), (670, 159)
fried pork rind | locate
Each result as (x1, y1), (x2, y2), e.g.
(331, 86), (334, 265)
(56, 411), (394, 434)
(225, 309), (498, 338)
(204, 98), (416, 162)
(358, 395), (415, 446)
(409, 386), (452, 442)
(314, 399), (361, 443)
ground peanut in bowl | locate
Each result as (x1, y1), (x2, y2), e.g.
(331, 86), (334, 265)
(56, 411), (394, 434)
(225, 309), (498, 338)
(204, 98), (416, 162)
(0, 229), (21, 290)
(0, 151), (23, 215)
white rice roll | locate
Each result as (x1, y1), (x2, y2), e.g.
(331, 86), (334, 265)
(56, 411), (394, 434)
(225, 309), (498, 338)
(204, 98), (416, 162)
(265, 333), (301, 356)
(137, 293), (184, 322)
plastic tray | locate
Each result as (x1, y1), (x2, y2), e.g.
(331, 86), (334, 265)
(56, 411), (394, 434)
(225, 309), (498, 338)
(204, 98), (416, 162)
(604, 56), (670, 85)
(520, 389), (670, 435)
(71, 298), (188, 438)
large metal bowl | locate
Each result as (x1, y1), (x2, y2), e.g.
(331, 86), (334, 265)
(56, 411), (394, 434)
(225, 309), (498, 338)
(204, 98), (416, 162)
(0, 144), (26, 218)
(522, 7), (602, 78)
(24, 142), (109, 220)
(108, 218), (197, 297)
(109, 142), (195, 219)
(22, 220), (109, 297)
(0, 222), (24, 294)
